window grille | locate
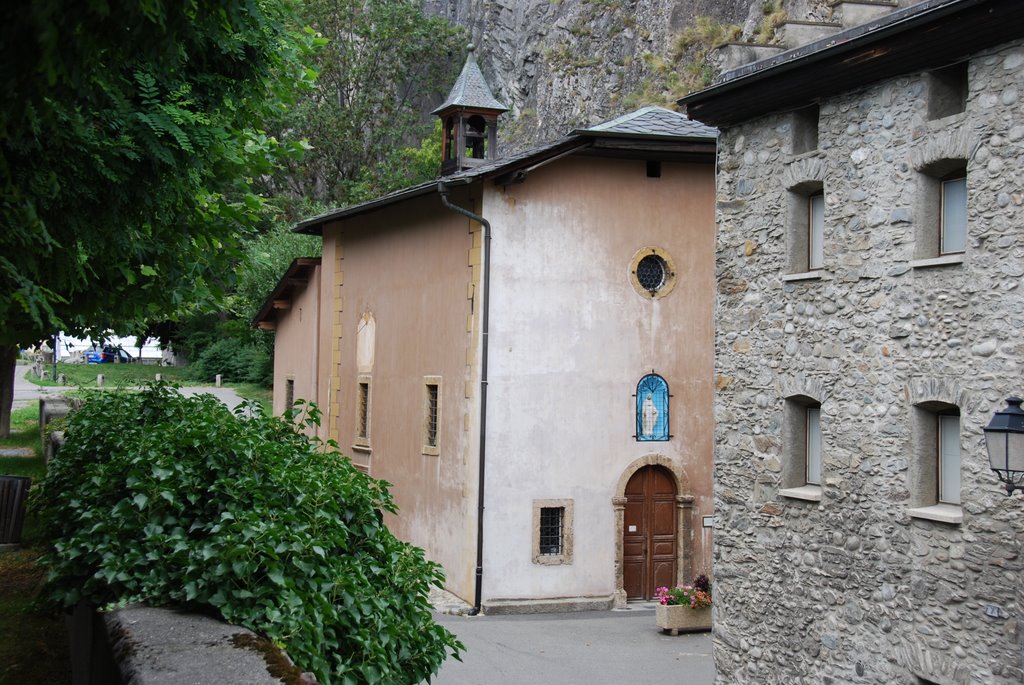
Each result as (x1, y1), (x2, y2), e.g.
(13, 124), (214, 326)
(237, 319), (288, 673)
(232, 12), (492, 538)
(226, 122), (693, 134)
(636, 255), (667, 293)
(635, 373), (670, 441)
(538, 507), (564, 556)
(285, 379), (295, 410)
(425, 383), (439, 448)
(356, 381), (369, 440)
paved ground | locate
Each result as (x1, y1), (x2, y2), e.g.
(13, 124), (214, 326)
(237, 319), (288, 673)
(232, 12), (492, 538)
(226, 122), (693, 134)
(12, 364), (244, 410)
(12, 364), (66, 409)
(430, 607), (714, 685)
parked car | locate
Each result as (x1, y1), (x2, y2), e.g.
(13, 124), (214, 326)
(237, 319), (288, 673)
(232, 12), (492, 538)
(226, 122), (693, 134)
(85, 345), (133, 364)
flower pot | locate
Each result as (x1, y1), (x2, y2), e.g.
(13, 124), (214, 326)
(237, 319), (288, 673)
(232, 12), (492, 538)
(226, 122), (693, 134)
(655, 603), (711, 635)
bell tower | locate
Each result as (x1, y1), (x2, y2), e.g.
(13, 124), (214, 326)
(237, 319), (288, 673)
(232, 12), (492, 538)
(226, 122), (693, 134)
(433, 45), (508, 176)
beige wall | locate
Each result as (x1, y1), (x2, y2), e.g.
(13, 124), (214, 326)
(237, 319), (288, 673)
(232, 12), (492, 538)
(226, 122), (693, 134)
(481, 156), (716, 602)
(321, 189), (481, 603)
(271, 266), (322, 434)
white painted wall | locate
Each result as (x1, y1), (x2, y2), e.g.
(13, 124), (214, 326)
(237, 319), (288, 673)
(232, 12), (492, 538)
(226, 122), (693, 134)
(480, 155), (716, 602)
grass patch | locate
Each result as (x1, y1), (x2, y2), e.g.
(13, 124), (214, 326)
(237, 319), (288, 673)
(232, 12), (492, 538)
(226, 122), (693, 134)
(26, 362), (192, 388)
(0, 401), (72, 684)
(229, 383), (273, 414)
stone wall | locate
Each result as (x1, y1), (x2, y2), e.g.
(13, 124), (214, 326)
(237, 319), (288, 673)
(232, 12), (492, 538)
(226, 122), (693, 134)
(712, 39), (1024, 684)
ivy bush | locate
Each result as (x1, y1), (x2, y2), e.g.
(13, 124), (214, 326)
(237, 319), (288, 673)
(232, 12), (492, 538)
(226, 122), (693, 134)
(190, 338), (272, 385)
(34, 385), (461, 684)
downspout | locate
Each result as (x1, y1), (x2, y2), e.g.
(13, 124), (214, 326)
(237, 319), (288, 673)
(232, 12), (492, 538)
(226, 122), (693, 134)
(437, 179), (490, 616)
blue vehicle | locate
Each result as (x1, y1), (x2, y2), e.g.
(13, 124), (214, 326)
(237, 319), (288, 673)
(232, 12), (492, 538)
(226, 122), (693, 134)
(85, 345), (133, 364)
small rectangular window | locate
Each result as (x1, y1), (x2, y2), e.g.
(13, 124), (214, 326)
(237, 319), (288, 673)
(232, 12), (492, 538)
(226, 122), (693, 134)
(285, 378), (295, 411)
(927, 62), (968, 120)
(806, 407), (822, 486)
(423, 378), (441, 455)
(938, 414), (961, 504)
(646, 160), (662, 178)
(538, 507), (564, 556)
(808, 192), (825, 270)
(356, 381), (370, 442)
(791, 104), (819, 155)
(940, 175), (967, 254)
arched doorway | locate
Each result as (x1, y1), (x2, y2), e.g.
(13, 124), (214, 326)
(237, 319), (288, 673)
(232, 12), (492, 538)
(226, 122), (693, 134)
(623, 465), (677, 600)
(612, 455), (693, 607)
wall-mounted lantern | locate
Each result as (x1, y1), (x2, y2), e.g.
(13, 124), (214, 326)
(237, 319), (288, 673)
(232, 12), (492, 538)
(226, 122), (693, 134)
(984, 397), (1024, 496)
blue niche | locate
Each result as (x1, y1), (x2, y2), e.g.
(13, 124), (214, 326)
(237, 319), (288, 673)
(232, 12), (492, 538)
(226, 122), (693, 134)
(635, 373), (669, 441)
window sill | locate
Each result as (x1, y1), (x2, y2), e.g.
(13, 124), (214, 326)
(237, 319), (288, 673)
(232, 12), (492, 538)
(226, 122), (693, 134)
(781, 270), (824, 282)
(779, 485), (822, 502)
(422, 446), (440, 457)
(908, 503), (963, 525)
(910, 254), (964, 269)
(351, 443), (371, 454)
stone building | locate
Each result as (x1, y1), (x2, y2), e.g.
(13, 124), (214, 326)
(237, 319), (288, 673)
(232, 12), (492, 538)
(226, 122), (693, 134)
(256, 51), (720, 613)
(679, 0), (1024, 682)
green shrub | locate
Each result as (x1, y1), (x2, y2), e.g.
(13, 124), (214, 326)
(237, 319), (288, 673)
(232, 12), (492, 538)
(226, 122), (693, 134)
(34, 385), (461, 684)
(190, 338), (271, 385)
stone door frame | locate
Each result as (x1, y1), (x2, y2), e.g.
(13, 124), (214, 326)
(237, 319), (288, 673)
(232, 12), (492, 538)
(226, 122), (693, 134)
(612, 454), (693, 608)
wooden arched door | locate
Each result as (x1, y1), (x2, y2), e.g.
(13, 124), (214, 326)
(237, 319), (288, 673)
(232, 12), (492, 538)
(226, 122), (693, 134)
(623, 465), (677, 600)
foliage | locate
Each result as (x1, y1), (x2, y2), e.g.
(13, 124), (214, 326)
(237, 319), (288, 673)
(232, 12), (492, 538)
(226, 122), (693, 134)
(0, 0), (317, 348)
(34, 385), (462, 684)
(655, 575), (712, 609)
(230, 221), (323, 324)
(190, 339), (272, 386)
(263, 0), (464, 213)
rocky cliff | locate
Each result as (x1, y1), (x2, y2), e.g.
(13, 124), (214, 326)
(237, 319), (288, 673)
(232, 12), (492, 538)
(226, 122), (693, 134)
(422, 0), (830, 150)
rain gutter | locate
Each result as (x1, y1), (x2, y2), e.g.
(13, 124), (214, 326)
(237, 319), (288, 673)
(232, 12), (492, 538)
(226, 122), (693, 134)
(437, 179), (490, 616)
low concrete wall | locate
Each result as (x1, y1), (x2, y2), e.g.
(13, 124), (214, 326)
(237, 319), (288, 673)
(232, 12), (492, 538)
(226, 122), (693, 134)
(68, 603), (316, 685)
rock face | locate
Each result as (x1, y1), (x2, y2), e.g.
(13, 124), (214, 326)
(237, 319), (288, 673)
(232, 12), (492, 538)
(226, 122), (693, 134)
(422, 0), (826, 149)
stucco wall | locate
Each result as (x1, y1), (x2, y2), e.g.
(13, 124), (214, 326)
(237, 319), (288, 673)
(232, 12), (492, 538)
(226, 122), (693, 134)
(712, 41), (1024, 684)
(321, 189), (481, 603)
(482, 155), (717, 603)
(271, 266), (321, 430)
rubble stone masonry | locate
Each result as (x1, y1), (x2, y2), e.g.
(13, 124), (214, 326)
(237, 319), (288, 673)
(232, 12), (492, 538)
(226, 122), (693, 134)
(712, 39), (1024, 684)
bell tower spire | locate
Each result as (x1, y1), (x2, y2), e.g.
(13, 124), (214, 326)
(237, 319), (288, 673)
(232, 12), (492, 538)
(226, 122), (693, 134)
(433, 44), (508, 176)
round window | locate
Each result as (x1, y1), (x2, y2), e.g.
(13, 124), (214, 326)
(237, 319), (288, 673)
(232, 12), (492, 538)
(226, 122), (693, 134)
(629, 247), (677, 299)
(636, 255), (667, 293)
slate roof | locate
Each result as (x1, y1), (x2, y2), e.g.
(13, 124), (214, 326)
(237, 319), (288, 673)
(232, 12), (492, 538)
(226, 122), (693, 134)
(431, 46), (508, 114)
(576, 106), (718, 139)
(295, 107), (715, 234)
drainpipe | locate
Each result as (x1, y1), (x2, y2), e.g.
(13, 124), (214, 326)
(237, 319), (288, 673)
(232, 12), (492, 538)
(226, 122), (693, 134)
(437, 180), (490, 616)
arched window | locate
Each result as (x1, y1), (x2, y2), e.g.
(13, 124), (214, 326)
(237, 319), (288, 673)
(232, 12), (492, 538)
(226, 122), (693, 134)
(635, 374), (670, 441)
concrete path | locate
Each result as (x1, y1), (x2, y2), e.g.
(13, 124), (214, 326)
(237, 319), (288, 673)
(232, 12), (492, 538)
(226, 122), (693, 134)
(430, 608), (714, 685)
(12, 363), (66, 409)
(12, 364), (245, 411)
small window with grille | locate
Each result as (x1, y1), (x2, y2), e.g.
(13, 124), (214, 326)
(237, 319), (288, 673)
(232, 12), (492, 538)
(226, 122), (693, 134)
(539, 508), (563, 555)
(629, 247), (678, 299)
(532, 499), (574, 565)
(422, 377), (441, 456)
(355, 377), (371, 448)
(285, 378), (295, 412)
(635, 373), (670, 441)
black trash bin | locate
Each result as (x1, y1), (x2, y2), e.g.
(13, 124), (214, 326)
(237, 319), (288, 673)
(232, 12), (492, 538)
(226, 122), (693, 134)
(0, 475), (31, 544)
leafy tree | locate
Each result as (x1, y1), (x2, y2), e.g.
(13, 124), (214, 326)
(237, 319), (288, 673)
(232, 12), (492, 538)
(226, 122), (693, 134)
(164, 1), (461, 384)
(0, 0), (316, 435)
(35, 385), (462, 683)
(266, 0), (464, 214)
